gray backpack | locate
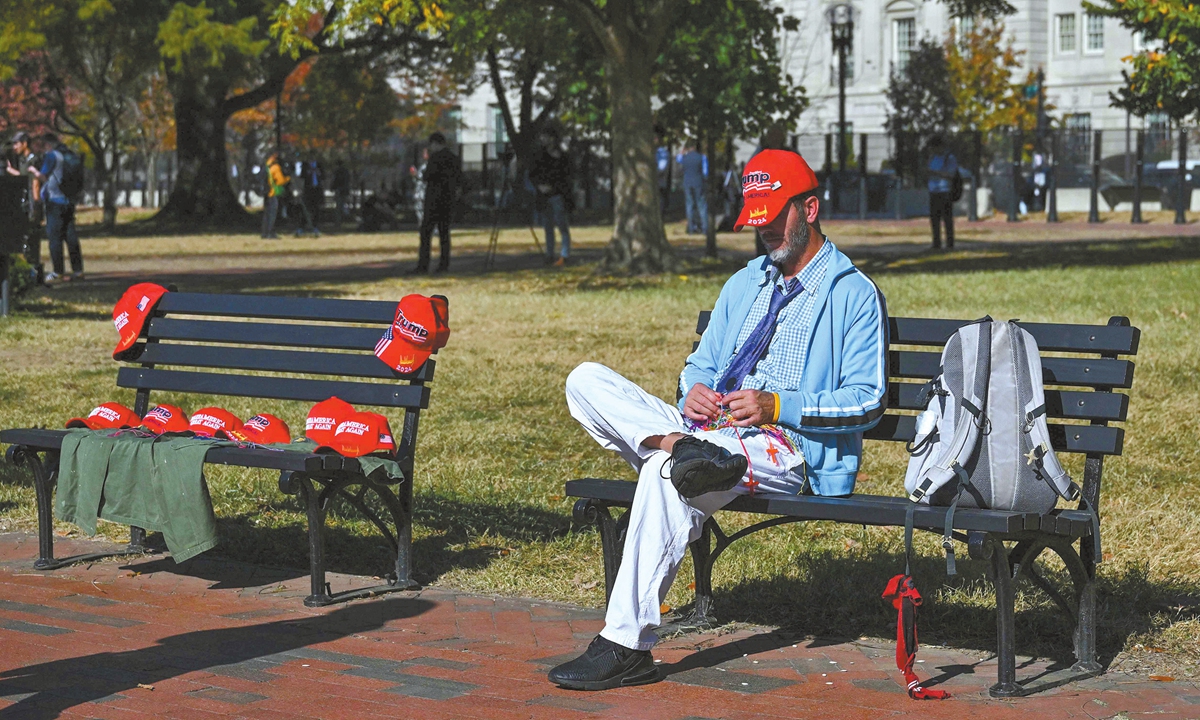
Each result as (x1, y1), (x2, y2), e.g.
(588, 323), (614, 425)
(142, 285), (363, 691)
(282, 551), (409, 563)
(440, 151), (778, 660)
(904, 318), (1096, 573)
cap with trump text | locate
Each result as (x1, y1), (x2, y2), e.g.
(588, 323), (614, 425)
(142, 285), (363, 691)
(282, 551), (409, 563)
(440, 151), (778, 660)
(113, 283), (169, 360)
(733, 150), (819, 231)
(227, 414), (291, 446)
(188, 408), (244, 439)
(140, 404), (189, 434)
(375, 294), (450, 374)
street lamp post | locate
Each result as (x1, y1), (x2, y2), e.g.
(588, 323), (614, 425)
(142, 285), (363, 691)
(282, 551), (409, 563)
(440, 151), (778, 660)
(828, 3), (853, 213)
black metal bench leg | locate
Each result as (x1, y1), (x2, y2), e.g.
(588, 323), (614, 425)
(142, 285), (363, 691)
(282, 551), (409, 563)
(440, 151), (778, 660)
(986, 536), (1020, 698)
(12, 447), (60, 570)
(573, 499), (627, 603)
(296, 475), (332, 607)
(1069, 537), (1102, 675)
(128, 526), (147, 553)
(685, 520), (717, 627)
(391, 478), (419, 590)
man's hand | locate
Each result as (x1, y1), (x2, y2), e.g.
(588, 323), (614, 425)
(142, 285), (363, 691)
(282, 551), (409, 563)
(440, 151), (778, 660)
(724, 389), (776, 427)
(683, 383), (722, 422)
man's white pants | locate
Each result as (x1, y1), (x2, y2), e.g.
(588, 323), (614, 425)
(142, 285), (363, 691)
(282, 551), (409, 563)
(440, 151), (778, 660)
(565, 362), (805, 651)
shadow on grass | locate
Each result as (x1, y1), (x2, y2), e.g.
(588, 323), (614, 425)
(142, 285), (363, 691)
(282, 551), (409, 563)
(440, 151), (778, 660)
(0, 595), (435, 718)
(679, 542), (1200, 670)
(848, 236), (1200, 276)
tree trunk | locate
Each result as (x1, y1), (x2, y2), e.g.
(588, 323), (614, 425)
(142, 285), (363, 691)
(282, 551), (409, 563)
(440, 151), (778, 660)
(102, 148), (118, 230)
(157, 79), (248, 225)
(602, 39), (676, 274)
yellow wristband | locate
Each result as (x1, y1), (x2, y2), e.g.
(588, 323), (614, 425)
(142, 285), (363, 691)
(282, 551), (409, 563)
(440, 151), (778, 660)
(771, 393), (781, 423)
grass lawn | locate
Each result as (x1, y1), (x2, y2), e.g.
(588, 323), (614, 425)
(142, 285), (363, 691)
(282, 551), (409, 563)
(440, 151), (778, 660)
(1, 218), (1198, 679)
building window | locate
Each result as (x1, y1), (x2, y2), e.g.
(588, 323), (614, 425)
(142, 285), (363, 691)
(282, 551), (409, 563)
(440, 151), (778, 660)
(1065, 113), (1091, 132)
(1085, 13), (1104, 52)
(489, 105), (509, 145)
(955, 15), (975, 43)
(1056, 14), (1077, 54)
(893, 18), (916, 71)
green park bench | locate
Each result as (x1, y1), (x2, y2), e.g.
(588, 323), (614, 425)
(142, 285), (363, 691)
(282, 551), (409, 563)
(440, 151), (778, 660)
(567, 311), (1139, 697)
(1, 291), (438, 607)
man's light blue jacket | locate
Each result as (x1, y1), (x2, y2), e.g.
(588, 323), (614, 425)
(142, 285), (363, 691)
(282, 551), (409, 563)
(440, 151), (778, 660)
(677, 244), (889, 496)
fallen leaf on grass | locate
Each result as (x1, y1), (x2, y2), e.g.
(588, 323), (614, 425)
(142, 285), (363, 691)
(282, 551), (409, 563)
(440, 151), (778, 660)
(580, 581), (598, 590)
(688, 582), (696, 591)
(1149, 675), (1174, 682)
(660, 603), (671, 614)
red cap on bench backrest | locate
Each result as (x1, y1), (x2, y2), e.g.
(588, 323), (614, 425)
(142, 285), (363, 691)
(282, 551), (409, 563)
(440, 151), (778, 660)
(66, 402), (140, 430)
(305, 397), (355, 446)
(374, 294), (450, 374)
(188, 407), (244, 439)
(112, 283), (168, 360)
(140, 404), (189, 434)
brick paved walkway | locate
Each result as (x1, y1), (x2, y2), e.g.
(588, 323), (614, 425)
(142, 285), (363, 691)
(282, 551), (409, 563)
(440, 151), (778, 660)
(0, 532), (1195, 720)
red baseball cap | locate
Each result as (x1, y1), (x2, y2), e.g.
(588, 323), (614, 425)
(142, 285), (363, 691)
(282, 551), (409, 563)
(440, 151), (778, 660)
(734, 150), (820, 231)
(140, 404), (189, 434)
(66, 402), (140, 430)
(316, 411), (397, 458)
(375, 295), (450, 374)
(113, 283), (169, 359)
(305, 397), (355, 446)
(228, 414), (291, 445)
(188, 407), (244, 439)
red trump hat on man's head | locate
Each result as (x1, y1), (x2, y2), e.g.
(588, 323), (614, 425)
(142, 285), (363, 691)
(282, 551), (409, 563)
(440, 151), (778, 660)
(375, 294), (450, 374)
(733, 150), (820, 231)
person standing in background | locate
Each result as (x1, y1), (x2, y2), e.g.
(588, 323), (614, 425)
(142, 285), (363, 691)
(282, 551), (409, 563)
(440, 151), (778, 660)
(303, 159), (324, 228)
(28, 133), (82, 283)
(655, 125), (670, 218)
(926, 135), (958, 249)
(530, 126), (573, 266)
(331, 160), (351, 228)
(678, 141), (708, 235)
(412, 133), (461, 274)
(7, 131), (43, 283)
(262, 153), (289, 239)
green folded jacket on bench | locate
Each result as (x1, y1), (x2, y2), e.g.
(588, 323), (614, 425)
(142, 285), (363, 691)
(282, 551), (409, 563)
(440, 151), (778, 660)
(55, 430), (404, 563)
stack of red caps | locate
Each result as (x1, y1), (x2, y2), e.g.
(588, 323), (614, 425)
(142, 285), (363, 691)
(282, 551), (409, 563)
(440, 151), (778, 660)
(188, 408), (244, 439)
(305, 397), (396, 457)
(227, 414), (291, 445)
(66, 403), (140, 430)
(140, 404), (189, 434)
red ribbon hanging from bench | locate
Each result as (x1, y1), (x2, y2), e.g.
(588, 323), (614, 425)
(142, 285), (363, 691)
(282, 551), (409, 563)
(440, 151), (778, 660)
(881, 574), (949, 700)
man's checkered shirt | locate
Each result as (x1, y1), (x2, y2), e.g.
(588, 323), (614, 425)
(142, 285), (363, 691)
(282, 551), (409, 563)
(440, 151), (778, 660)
(713, 238), (833, 448)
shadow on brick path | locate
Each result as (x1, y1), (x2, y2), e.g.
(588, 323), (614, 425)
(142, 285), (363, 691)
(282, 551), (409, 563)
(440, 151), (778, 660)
(0, 597), (434, 718)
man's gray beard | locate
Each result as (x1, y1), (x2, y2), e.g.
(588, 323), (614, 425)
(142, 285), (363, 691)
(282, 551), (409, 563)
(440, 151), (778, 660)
(768, 219), (810, 266)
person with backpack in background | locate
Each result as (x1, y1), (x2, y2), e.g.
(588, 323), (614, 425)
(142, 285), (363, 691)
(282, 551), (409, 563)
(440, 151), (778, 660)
(28, 133), (83, 283)
(926, 135), (958, 249)
(262, 153), (289, 239)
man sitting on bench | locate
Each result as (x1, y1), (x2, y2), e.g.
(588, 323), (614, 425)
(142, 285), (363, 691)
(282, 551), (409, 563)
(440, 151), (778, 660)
(550, 150), (890, 691)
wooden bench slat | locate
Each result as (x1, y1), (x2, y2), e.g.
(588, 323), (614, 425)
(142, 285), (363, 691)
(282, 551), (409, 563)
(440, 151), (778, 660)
(696, 312), (1140, 356)
(864, 415), (1124, 455)
(136, 344), (433, 382)
(890, 383), (1128, 422)
(0, 428), (338, 473)
(148, 318), (383, 351)
(116, 368), (430, 409)
(159, 293), (396, 324)
(565, 478), (1036, 534)
(890, 351), (1134, 389)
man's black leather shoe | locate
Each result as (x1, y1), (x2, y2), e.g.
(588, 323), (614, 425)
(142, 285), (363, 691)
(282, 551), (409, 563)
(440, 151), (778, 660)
(669, 436), (748, 498)
(547, 635), (660, 691)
